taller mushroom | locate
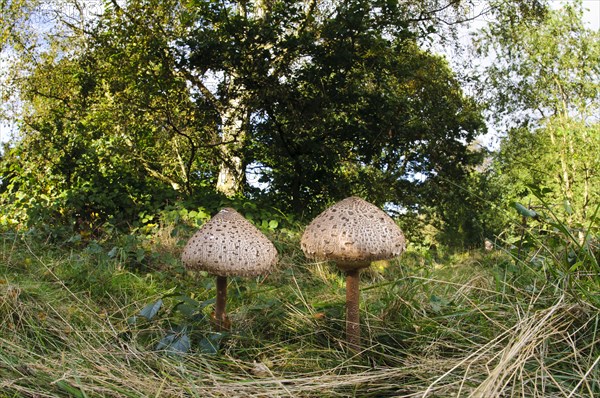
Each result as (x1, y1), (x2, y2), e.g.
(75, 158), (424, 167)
(182, 208), (278, 331)
(301, 197), (405, 350)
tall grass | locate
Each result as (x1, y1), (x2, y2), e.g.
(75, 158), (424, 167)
(1, 222), (599, 397)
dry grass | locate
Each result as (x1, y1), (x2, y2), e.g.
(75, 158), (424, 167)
(1, 233), (599, 397)
(2, 298), (597, 398)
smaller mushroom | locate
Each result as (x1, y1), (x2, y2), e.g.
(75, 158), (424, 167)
(301, 197), (405, 351)
(182, 207), (278, 331)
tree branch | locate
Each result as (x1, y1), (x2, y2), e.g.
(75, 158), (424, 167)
(175, 67), (223, 114)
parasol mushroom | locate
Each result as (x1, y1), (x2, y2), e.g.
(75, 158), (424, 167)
(182, 207), (278, 331)
(301, 196), (405, 350)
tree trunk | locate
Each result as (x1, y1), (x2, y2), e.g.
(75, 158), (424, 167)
(216, 97), (246, 197)
(215, 0), (273, 197)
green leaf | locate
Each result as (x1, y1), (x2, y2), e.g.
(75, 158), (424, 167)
(56, 381), (86, 398)
(513, 202), (537, 218)
(199, 332), (223, 355)
(135, 248), (145, 262)
(139, 299), (162, 320)
(172, 296), (214, 320)
(156, 332), (191, 354)
(107, 246), (119, 258)
(569, 261), (583, 272)
(429, 295), (448, 313)
(268, 220), (279, 229)
(169, 294), (200, 305)
(196, 209), (210, 221)
(199, 297), (216, 310)
(174, 303), (198, 318)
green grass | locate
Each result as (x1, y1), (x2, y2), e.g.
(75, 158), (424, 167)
(1, 228), (599, 397)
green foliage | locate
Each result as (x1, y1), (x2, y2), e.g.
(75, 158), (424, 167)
(0, 0), (591, 250)
(493, 119), (600, 228)
(128, 294), (224, 355)
(1, 0), (490, 245)
(475, 0), (600, 126)
(508, 192), (599, 286)
(471, 0), (600, 246)
(0, 50), (185, 233)
(249, 34), (485, 215)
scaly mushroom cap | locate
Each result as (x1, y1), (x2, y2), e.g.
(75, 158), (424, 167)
(301, 197), (405, 270)
(182, 208), (278, 277)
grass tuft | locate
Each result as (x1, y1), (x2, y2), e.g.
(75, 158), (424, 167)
(1, 228), (599, 397)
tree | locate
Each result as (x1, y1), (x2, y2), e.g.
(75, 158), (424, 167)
(183, 0), (488, 214)
(1, 1), (206, 229)
(475, 0), (600, 229)
(475, 0), (599, 126)
(251, 36), (485, 214)
(494, 120), (600, 227)
(0, 0), (540, 236)
(0, 51), (186, 231)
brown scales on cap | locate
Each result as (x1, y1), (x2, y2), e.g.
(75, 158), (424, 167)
(181, 207), (278, 332)
(182, 208), (278, 277)
(301, 196), (405, 270)
(301, 196), (406, 351)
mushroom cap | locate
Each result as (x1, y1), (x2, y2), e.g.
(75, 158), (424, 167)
(301, 197), (405, 270)
(182, 208), (278, 277)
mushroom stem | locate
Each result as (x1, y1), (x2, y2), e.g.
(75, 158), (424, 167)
(345, 268), (361, 351)
(215, 275), (228, 331)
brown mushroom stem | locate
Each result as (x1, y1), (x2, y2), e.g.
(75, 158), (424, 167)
(215, 275), (228, 331)
(345, 269), (361, 351)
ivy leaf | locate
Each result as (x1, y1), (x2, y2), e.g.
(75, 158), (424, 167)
(199, 332), (223, 355)
(156, 331), (191, 354)
(139, 299), (163, 320)
(174, 303), (199, 318)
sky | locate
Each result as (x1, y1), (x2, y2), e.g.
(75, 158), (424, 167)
(1, 0), (599, 147)
(578, 0), (600, 29)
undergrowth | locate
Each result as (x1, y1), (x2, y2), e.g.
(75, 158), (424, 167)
(0, 210), (599, 397)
